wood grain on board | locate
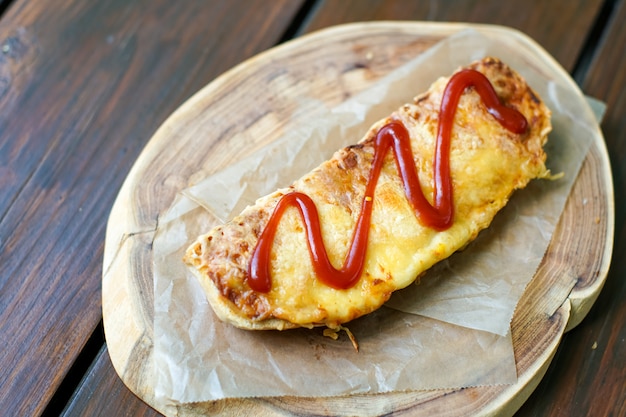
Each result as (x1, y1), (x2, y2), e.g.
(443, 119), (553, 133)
(101, 22), (613, 417)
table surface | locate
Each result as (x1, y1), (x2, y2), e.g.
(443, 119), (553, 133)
(0, 1), (623, 416)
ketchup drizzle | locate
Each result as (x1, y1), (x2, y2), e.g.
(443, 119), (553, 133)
(247, 69), (528, 293)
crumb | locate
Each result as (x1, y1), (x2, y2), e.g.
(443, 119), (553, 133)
(323, 328), (339, 340)
(323, 326), (359, 352)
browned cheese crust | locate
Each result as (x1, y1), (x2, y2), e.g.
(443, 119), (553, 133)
(184, 57), (552, 331)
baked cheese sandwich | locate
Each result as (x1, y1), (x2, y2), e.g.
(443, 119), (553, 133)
(184, 57), (552, 333)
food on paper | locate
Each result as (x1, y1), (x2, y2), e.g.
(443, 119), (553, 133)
(183, 57), (552, 334)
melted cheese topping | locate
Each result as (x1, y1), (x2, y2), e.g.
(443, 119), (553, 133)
(184, 57), (551, 330)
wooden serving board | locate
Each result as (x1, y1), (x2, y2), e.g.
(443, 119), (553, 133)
(102, 22), (614, 416)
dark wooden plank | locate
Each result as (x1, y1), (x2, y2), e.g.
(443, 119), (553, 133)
(302, 0), (603, 73)
(517, 0), (626, 415)
(0, 1), (303, 416)
(62, 347), (162, 417)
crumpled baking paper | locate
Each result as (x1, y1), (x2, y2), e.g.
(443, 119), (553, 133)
(152, 28), (600, 403)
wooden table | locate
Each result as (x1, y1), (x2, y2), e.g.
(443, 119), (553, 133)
(1, 1), (623, 416)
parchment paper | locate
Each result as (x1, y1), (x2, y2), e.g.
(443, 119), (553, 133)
(152, 29), (601, 403)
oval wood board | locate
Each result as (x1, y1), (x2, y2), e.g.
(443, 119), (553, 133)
(102, 22), (614, 416)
